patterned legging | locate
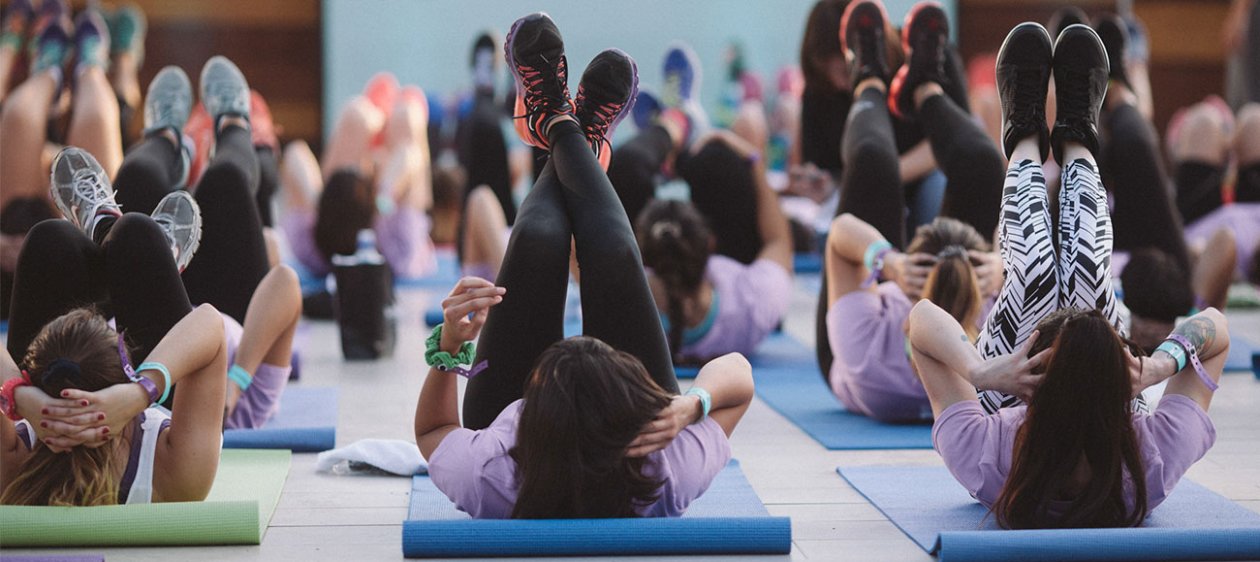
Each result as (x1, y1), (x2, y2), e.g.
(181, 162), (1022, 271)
(977, 158), (1146, 413)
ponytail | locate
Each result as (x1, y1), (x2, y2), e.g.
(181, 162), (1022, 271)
(635, 201), (713, 360)
(908, 218), (989, 340)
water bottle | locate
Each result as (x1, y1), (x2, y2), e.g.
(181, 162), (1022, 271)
(331, 229), (397, 360)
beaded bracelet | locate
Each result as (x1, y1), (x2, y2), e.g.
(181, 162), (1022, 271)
(425, 324), (488, 378)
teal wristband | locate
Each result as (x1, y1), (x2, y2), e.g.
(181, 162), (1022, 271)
(1155, 340), (1188, 372)
(227, 364), (253, 391)
(136, 362), (172, 405)
(863, 240), (893, 272)
(685, 387), (712, 421)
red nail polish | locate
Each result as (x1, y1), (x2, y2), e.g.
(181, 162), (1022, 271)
(41, 408), (49, 415)
(40, 421), (48, 428)
(98, 414), (105, 421)
(80, 400), (89, 406)
(102, 427), (110, 434)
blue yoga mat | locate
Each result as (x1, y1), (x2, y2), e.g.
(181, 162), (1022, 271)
(396, 250), (461, 289)
(402, 459), (790, 557)
(222, 386), (337, 452)
(1225, 334), (1259, 372)
(793, 252), (822, 273)
(838, 465), (1260, 561)
(725, 333), (933, 449)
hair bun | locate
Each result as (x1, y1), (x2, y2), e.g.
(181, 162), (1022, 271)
(937, 245), (968, 260)
(650, 221), (683, 240)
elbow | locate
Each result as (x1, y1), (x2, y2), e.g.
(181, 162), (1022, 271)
(724, 352), (755, 405)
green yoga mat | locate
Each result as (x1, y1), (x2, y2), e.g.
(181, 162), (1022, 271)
(0, 449), (290, 547)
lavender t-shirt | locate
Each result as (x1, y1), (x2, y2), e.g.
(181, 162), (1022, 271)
(826, 281), (932, 422)
(682, 256), (792, 360)
(428, 399), (732, 519)
(1184, 203), (1260, 281)
(933, 394), (1215, 514)
(281, 207), (437, 280)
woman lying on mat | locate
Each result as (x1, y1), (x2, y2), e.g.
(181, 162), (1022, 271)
(908, 23), (1228, 529)
(0, 202), (229, 505)
(414, 13), (753, 519)
(815, 0), (1005, 423)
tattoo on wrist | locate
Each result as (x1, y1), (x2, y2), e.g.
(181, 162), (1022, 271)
(1173, 317), (1216, 352)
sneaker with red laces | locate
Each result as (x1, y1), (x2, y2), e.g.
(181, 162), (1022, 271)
(505, 12), (573, 149)
(840, 0), (890, 89)
(889, 1), (949, 120)
(574, 49), (638, 171)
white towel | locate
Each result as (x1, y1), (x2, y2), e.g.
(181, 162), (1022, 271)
(314, 438), (428, 476)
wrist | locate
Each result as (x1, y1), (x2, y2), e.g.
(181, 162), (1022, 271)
(12, 385), (39, 421)
(130, 377), (155, 410)
(438, 333), (464, 355)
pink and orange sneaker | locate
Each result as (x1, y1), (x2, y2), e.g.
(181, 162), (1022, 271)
(504, 12), (573, 149)
(574, 49), (638, 171)
(889, 1), (949, 120)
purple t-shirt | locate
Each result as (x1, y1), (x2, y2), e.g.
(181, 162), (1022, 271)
(429, 399), (732, 519)
(1184, 203), (1260, 281)
(933, 394), (1215, 515)
(826, 281), (932, 422)
(281, 207), (437, 280)
(219, 313), (291, 430)
(682, 256), (792, 360)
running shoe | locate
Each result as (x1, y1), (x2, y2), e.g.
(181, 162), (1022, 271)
(106, 3), (145, 62)
(150, 190), (202, 272)
(575, 49), (639, 171)
(840, 0), (891, 89)
(72, 8), (110, 72)
(1047, 5), (1087, 39)
(661, 42), (700, 108)
(889, 1), (949, 119)
(144, 66), (192, 135)
(1050, 24), (1109, 163)
(27, 0), (66, 45)
(0, 0), (34, 51)
(631, 88), (662, 131)
(28, 15), (69, 76)
(199, 55), (251, 125)
(50, 147), (122, 240)
(505, 12), (572, 149)
(996, 22), (1052, 160)
(1093, 14), (1130, 89)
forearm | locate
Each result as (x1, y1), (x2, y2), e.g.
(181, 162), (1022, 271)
(828, 213), (892, 267)
(144, 304), (229, 391)
(692, 353), (754, 413)
(752, 158), (793, 270)
(415, 333), (464, 458)
(899, 141), (935, 184)
(908, 301), (982, 384)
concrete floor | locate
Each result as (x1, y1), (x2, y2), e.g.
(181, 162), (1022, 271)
(7, 275), (1260, 561)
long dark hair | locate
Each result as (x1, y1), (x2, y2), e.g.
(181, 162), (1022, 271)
(635, 200), (713, 360)
(994, 308), (1148, 529)
(800, 0), (849, 93)
(314, 167), (377, 262)
(906, 217), (987, 339)
(509, 337), (673, 519)
(1, 309), (129, 506)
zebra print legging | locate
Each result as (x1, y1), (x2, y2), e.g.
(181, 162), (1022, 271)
(976, 158), (1145, 414)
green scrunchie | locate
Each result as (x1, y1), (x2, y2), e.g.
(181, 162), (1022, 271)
(425, 323), (477, 371)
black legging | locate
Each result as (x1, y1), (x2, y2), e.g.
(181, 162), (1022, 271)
(813, 87), (1003, 378)
(256, 146), (279, 227)
(680, 141), (763, 265)
(606, 124), (673, 230)
(462, 120), (679, 430)
(7, 215), (193, 365)
(1100, 103), (1191, 274)
(112, 125), (269, 324)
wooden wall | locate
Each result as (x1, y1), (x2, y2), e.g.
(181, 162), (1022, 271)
(957, 0), (1233, 135)
(62, 0), (323, 148)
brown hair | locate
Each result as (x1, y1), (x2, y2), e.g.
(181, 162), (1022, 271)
(799, 0), (849, 93)
(314, 167), (377, 262)
(1, 309), (129, 506)
(509, 337), (673, 518)
(634, 200), (713, 361)
(906, 217), (987, 339)
(994, 309), (1148, 529)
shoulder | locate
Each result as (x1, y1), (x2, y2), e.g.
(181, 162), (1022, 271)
(648, 417), (733, 517)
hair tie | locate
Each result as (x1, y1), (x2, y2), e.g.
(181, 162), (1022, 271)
(937, 245), (968, 260)
(651, 221), (682, 240)
(41, 358), (82, 388)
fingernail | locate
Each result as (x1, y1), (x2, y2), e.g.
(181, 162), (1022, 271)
(80, 400), (89, 406)
(61, 391), (69, 397)
(98, 414), (105, 421)
(41, 408), (49, 415)
(40, 421), (48, 428)
(102, 427), (110, 434)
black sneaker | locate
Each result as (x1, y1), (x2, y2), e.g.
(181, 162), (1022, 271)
(505, 12), (573, 149)
(1047, 5), (1088, 39)
(1093, 14), (1130, 89)
(889, 1), (949, 119)
(1050, 24), (1109, 163)
(574, 49), (638, 171)
(840, 0), (890, 89)
(996, 22), (1053, 160)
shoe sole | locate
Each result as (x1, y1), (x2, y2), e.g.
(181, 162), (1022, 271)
(598, 48), (640, 137)
(889, 1), (947, 119)
(662, 41), (701, 105)
(504, 12), (552, 148)
(839, 0), (889, 64)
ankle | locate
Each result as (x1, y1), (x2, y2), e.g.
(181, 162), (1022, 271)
(913, 82), (943, 111)
(1011, 136), (1043, 163)
(217, 114), (249, 134)
(855, 77), (886, 96)
(542, 113), (578, 144)
(1062, 141), (1095, 165)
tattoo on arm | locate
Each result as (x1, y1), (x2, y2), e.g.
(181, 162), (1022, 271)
(1173, 316), (1216, 352)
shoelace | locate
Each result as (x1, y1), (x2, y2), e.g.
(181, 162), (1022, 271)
(73, 167), (116, 208)
(854, 18), (885, 74)
(577, 91), (623, 150)
(204, 80), (246, 113)
(150, 89), (188, 129)
(515, 55), (569, 120)
(1006, 65), (1046, 129)
(1055, 66), (1095, 127)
